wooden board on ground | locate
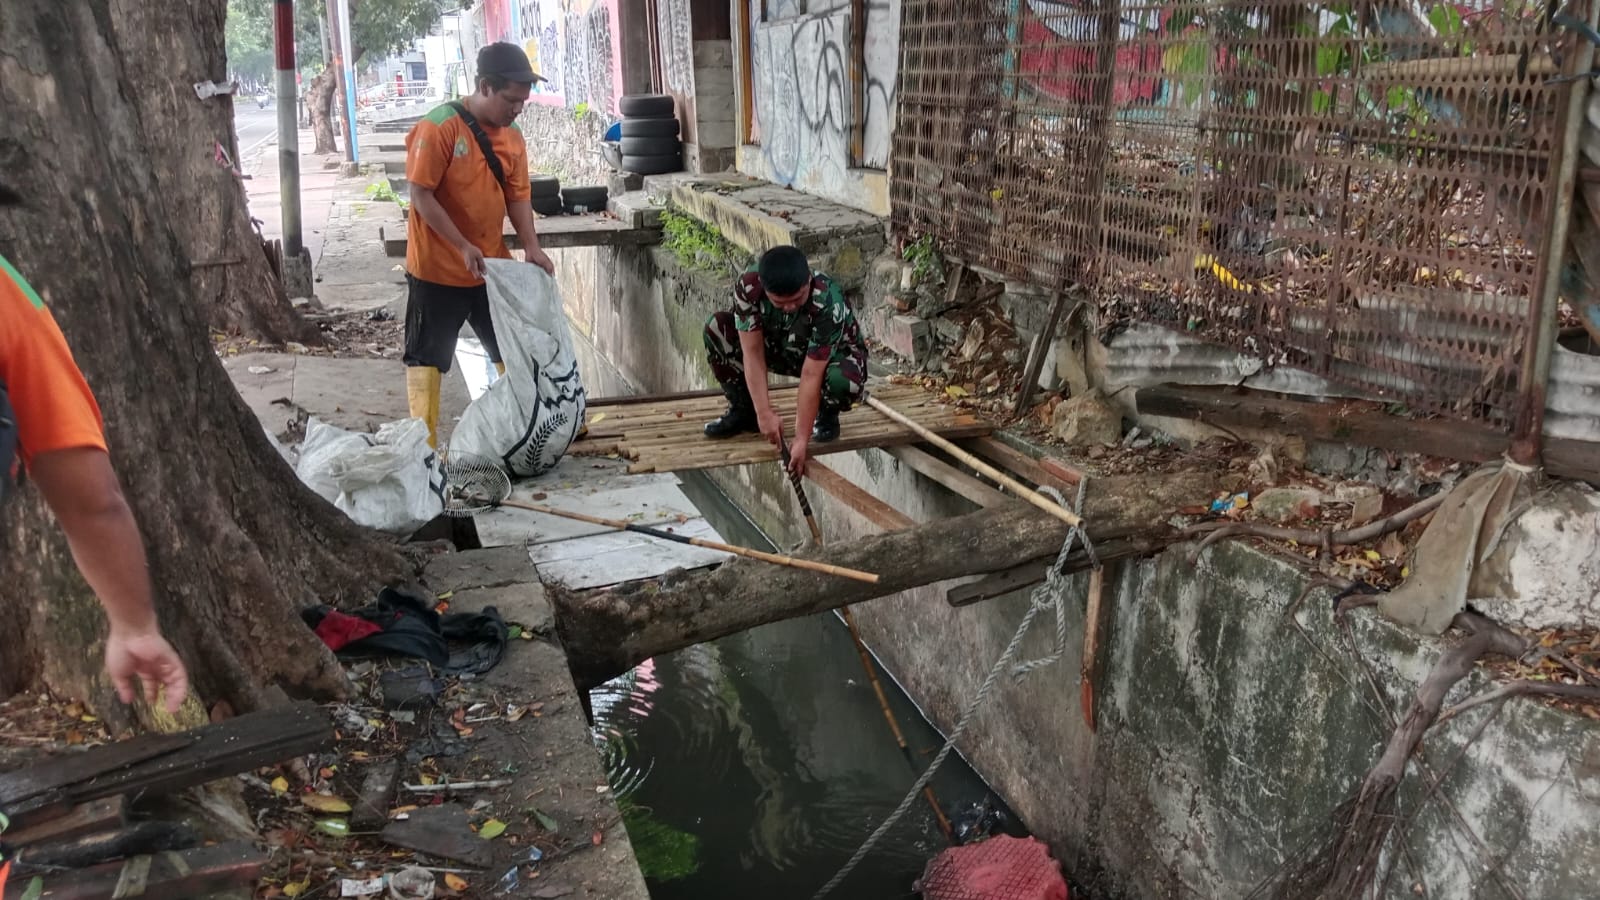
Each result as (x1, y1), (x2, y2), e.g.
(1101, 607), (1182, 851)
(380, 214), (661, 256)
(0, 702), (333, 819)
(1, 841), (266, 900)
(571, 381), (993, 474)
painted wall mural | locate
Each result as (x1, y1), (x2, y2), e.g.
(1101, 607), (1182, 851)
(747, 0), (900, 188)
(500, 0), (623, 114)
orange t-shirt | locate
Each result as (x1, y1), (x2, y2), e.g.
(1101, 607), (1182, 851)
(404, 103), (532, 287)
(0, 253), (107, 467)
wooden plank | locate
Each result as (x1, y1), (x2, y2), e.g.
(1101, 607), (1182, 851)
(887, 445), (1010, 507)
(1, 797), (124, 848)
(629, 420), (994, 473)
(1014, 290), (1071, 417)
(945, 529), (1168, 608)
(0, 703), (333, 817)
(0, 734), (192, 811)
(806, 461), (917, 531)
(380, 215), (662, 257)
(2, 841), (266, 900)
(1137, 383), (1600, 483)
(587, 388), (726, 408)
(961, 436), (1075, 493)
(14, 820), (198, 873)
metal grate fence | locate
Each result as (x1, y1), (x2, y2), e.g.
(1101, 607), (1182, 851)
(891, 0), (1573, 424)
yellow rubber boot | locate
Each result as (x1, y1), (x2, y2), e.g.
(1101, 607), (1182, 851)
(406, 366), (443, 448)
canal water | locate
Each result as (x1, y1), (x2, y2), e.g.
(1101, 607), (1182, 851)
(588, 472), (1022, 899)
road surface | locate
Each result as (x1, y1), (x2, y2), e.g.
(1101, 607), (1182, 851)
(234, 102), (278, 157)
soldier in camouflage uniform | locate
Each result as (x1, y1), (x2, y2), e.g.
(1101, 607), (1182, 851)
(703, 245), (868, 475)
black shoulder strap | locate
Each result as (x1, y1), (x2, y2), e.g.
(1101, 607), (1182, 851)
(0, 379), (17, 505)
(447, 101), (508, 190)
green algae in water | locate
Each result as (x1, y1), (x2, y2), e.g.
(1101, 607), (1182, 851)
(620, 798), (702, 882)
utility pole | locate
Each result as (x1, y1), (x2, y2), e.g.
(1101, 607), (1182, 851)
(273, 0), (302, 258)
(273, 0), (314, 298)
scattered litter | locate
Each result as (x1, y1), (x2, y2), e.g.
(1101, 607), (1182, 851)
(340, 876), (385, 897)
(495, 866), (520, 894)
(916, 835), (1069, 900)
(247, 365), (276, 375)
(403, 778), (513, 794)
(1211, 492), (1249, 516)
(387, 867), (436, 900)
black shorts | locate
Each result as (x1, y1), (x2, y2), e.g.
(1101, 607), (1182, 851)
(402, 275), (502, 373)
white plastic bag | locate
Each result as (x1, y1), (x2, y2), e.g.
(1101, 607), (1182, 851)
(295, 417), (445, 534)
(450, 259), (587, 477)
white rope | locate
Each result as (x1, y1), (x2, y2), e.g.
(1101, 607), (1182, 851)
(810, 479), (1095, 900)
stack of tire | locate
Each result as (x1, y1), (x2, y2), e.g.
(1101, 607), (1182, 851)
(618, 93), (682, 176)
(561, 185), (609, 215)
(531, 174), (562, 216)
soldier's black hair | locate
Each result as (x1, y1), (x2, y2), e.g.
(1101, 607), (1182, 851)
(758, 245), (811, 297)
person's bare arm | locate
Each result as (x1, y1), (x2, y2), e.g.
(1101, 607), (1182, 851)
(411, 185), (485, 278)
(787, 356), (828, 474)
(506, 198), (555, 274)
(738, 329), (783, 442)
(30, 448), (188, 712)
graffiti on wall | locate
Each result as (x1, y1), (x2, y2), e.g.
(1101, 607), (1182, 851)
(862, 0), (898, 168)
(511, 0), (621, 113)
(1017, 0), (1230, 109)
(754, 10), (852, 187)
(656, 0), (697, 142)
(485, 0), (512, 41)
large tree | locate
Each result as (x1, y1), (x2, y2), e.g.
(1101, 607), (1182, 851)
(0, 0), (412, 731)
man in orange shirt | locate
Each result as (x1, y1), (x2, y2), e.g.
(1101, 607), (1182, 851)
(403, 42), (557, 447)
(0, 187), (189, 715)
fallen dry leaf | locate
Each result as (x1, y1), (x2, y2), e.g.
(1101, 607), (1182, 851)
(302, 794), (352, 814)
(444, 873), (469, 892)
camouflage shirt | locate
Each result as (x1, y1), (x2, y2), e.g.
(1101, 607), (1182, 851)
(731, 269), (862, 363)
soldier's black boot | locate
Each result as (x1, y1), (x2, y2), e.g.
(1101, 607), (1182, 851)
(812, 405), (842, 443)
(705, 392), (759, 438)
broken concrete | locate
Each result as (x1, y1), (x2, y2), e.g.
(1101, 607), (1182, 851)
(1252, 486), (1323, 524)
(1050, 388), (1122, 447)
(1475, 480), (1600, 631)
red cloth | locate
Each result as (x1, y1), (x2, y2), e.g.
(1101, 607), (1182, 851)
(314, 609), (384, 651)
(916, 835), (1070, 900)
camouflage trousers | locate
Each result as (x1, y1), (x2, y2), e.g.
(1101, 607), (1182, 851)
(703, 311), (867, 410)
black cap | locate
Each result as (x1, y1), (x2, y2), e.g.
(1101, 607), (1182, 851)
(477, 42), (542, 84)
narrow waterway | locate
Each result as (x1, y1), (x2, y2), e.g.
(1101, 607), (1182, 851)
(588, 472), (1022, 899)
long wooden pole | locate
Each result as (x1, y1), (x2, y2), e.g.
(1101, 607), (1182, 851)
(489, 497), (881, 584)
(777, 438), (952, 839)
(865, 395), (1084, 528)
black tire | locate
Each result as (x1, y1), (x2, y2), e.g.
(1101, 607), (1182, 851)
(532, 195), (564, 216)
(619, 93), (675, 118)
(620, 116), (680, 138)
(561, 186), (609, 213)
(529, 174), (560, 199)
(622, 152), (682, 176)
(620, 136), (681, 157)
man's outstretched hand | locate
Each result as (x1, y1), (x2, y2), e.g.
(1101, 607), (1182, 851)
(526, 247), (556, 275)
(106, 628), (190, 714)
(756, 406), (783, 447)
(785, 437), (810, 477)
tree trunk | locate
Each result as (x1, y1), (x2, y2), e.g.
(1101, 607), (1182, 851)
(553, 467), (1235, 688)
(308, 68), (340, 156)
(0, 0), (414, 731)
(109, 0), (319, 345)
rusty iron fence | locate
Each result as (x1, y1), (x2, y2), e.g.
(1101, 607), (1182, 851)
(891, 0), (1578, 426)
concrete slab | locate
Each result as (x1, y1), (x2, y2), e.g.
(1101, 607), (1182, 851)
(474, 479), (703, 548)
(528, 517), (731, 589)
(379, 213), (662, 257)
(418, 564), (652, 900)
(222, 352), (473, 442)
(643, 172), (886, 289)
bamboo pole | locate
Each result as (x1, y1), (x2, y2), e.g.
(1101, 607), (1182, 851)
(865, 395), (1084, 527)
(488, 497), (880, 584)
(1080, 565), (1107, 731)
(777, 436), (952, 839)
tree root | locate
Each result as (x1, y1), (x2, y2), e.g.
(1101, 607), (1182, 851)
(1187, 491), (1447, 561)
(1437, 679), (1600, 725)
(1259, 612), (1529, 900)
